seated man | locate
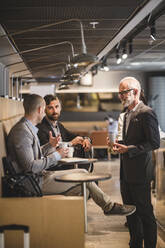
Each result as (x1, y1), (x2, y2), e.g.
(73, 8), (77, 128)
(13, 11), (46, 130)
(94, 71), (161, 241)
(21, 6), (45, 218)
(7, 93), (136, 216)
(37, 94), (92, 171)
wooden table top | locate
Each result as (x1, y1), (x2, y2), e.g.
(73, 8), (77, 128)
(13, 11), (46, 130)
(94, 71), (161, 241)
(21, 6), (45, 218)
(59, 157), (97, 164)
(55, 172), (112, 183)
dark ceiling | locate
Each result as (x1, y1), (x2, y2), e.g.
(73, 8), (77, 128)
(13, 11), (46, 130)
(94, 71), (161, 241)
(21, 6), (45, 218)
(0, 0), (165, 83)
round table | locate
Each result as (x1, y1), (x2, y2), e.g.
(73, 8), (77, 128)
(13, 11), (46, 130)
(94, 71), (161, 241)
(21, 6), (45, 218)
(48, 157), (97, 171)
(59, 157), (97, 169)
(55, 172), (112, 232)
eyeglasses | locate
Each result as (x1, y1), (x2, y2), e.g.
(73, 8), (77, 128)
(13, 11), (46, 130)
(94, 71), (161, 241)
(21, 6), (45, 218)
(118, 88), (134, 96)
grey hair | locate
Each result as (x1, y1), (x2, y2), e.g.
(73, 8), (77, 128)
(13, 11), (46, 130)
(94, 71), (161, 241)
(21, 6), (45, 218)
(120, 76), (141, 98)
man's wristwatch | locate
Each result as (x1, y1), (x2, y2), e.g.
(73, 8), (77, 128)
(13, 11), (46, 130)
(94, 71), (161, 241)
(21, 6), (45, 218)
(83, 136), (91, 143)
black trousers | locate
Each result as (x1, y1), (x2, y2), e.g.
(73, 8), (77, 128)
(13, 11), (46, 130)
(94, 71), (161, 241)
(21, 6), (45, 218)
(120, 181), (157, 248)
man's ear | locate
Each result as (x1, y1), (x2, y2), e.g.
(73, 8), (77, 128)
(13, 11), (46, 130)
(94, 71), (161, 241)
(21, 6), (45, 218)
(38, 106), (42, 114)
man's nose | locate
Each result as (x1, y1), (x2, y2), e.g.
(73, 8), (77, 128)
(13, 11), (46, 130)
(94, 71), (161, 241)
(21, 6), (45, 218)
(52, 107), (57, 113)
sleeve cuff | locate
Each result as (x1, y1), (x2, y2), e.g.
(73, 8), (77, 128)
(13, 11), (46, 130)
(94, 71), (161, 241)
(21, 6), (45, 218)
(53, 151), (62, 161)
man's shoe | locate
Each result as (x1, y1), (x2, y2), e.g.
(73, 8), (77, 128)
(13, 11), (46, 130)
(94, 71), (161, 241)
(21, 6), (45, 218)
(104, 203), (136, 216)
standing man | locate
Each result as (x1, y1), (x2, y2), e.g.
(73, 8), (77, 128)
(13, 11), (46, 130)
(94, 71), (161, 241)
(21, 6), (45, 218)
(113, 77), (160, 248)
(37, 94), (92, 170)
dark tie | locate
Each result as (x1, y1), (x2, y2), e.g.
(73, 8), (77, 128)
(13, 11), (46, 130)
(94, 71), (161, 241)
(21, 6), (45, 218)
(123, 112), (128, 139)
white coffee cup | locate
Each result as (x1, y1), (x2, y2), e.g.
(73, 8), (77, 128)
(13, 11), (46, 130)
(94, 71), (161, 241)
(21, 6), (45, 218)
(109, 132), (116, 145)
(67, 147), (74, 158)
(59, 142), (68, 149)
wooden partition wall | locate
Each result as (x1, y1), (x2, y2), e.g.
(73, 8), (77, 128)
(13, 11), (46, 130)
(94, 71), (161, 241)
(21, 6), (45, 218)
(0, 97), (24, 120)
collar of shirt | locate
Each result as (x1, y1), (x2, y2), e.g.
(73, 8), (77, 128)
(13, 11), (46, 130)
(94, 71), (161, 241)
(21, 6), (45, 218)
(46, 117), (62, 142)
(46, 116), (58, 129)
(124, 101), (142, 134)
(25, 118), (38, 135)
(126, 100), (142, 114)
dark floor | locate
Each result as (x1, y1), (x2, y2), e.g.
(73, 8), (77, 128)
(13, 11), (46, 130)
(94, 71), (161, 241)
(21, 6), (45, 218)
(85, 159), (165, 248)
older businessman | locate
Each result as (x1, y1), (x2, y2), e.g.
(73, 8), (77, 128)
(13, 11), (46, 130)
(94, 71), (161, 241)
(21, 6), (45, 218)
(112, 77), (160, 248)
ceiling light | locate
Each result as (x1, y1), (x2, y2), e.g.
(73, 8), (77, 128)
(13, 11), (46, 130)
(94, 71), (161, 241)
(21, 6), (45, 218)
(100, 61), (109, 71)
(122, 45), (128, 60)
(71, 53), (99, 68)
(122, 53), (128, 59)
(103, 65), (109, 71)
(61, 67), (84, 84)
(150, 21), (156, 41)
(116, 49), (121, 64)
(70, 21), (99, 70)
(150, 34), (156, 41)
(117, 57), (122, 64)
(73, 63), (78, 68)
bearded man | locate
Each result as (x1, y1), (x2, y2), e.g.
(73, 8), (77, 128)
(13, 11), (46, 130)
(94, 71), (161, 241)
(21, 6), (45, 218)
(112, 77), (160, 248)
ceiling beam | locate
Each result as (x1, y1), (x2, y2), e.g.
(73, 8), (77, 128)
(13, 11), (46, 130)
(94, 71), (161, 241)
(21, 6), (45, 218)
(97, 0), (164, 60)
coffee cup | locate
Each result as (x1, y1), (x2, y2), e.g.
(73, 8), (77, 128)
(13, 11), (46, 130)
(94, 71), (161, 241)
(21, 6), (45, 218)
(108, 132), (116, 145)
(67, 147), (74, 158)
(59, 142), (68, 149)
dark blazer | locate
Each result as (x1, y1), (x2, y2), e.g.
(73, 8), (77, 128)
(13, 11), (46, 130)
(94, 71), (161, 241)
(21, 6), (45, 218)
(120, 102), (160, 183)
(37, 117), (87, 159)
(37, 117), (77, 146)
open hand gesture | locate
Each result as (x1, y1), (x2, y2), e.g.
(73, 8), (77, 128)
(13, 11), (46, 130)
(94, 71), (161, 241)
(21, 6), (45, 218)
(49, 131), (61, 147)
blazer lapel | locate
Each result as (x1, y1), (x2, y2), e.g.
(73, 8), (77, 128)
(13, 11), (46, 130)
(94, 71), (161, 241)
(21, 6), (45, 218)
(44, 117), (56, 136)
(122, 112), (127, 139)
(124, 102), (145, 140)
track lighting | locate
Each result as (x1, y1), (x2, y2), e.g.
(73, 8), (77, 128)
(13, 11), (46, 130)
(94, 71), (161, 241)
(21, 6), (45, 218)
(128, 40), (133, 54)
(122, 45), (128, 60)
(100, 59), (109, 71)
(117, 56), (122, 64)
(116, 49), (121, 64)
(150, 21), (156, 41)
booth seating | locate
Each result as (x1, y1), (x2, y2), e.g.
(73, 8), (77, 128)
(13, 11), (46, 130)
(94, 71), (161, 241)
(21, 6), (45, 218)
(0, 98), (84, 248)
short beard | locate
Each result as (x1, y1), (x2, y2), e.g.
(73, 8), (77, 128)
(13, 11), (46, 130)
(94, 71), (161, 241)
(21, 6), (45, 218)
(122, 94), (134, 108)
(47, 114), (58, 121)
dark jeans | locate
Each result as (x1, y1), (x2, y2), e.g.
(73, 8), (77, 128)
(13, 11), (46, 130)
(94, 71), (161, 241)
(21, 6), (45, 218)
(120, 181), (157, 248)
